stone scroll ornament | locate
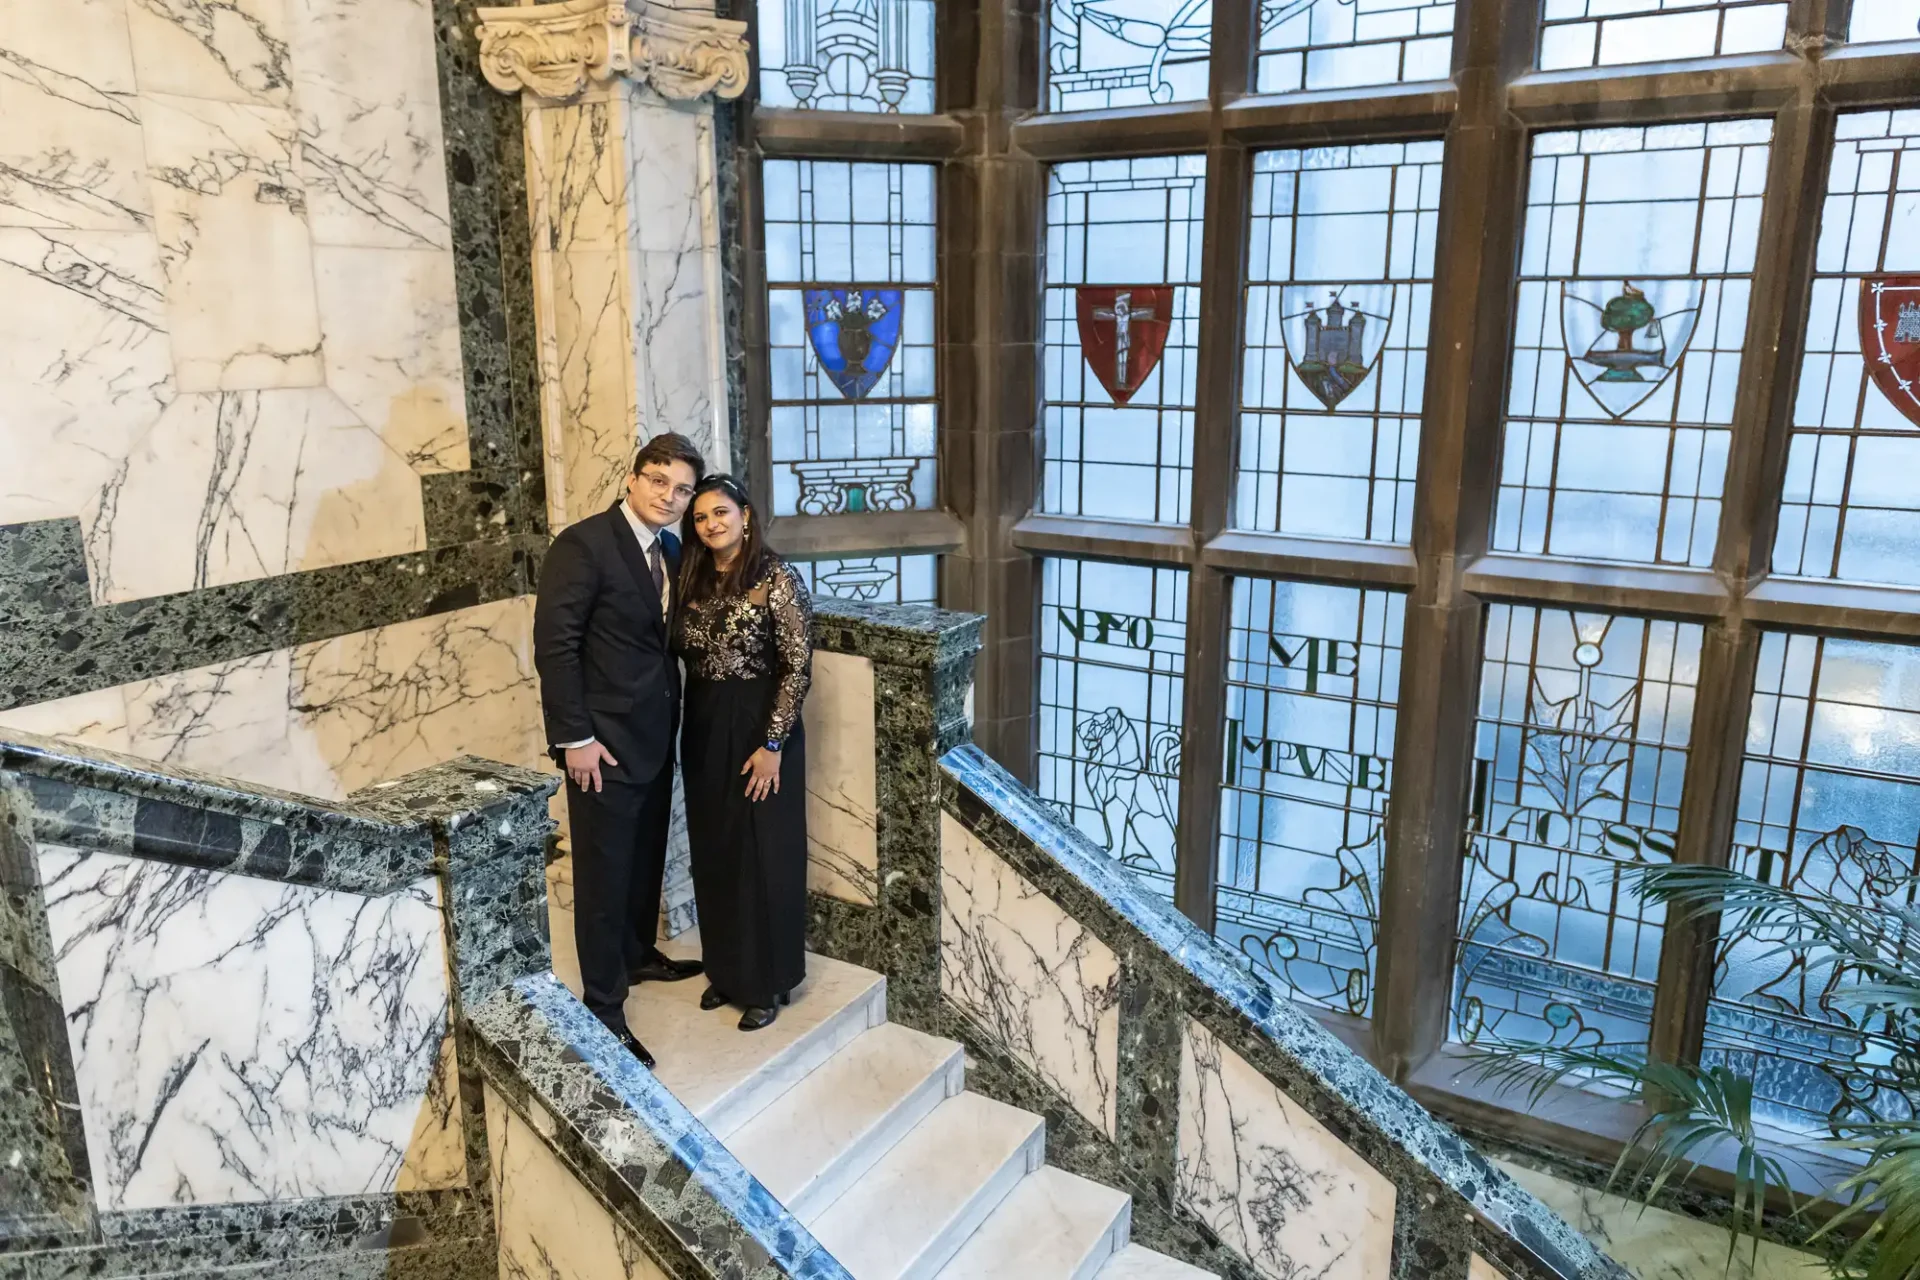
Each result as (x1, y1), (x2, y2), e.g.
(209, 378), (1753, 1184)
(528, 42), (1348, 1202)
(1075, 286), (1174, 405)
(1862, 275), (1920, 429)
(475, 0), (750, 100)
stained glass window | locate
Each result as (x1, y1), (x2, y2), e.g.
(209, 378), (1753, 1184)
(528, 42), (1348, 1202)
(1851, 3), (1920, 43)
(1492, 121), (1772, 568)
(1238, 143), (1441, 543)
(1704, 634), (1920, 1131)
(757, 0), (937, 112)
(1043, 157), (1206, 525)
(1454, 606), (1702, 1052)
(1538, 0), (1785, 71)
(1046, 0), (1212, 112)
(1038, 557), (1189, 901)
(1774, 111), (1920, 587)
(764, 160), (938, 518)
(1257, 0), (1454, 95)
(1216, 579), (1404, 1017)
(793, 553), (938, 604)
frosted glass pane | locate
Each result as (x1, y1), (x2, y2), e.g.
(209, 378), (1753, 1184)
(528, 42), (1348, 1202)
(758, 0), (937, 112)
(1538, 0), (1786, 69)
(792, 554), (937, 604)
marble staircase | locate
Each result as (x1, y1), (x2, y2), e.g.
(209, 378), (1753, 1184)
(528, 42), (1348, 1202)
(624, 944), (1214, 1280)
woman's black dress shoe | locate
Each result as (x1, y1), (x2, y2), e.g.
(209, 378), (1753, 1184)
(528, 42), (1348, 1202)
(738, 1004), (779, 1031)
(700, 985), (730, 1011)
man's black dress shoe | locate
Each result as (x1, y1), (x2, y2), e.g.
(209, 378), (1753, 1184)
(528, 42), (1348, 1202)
(700, 984), (729, 1011)
(612, 1027), (656, 1069)
(629, 950), (703, 983)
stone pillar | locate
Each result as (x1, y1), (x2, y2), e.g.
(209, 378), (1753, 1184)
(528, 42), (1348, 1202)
(477, 0), (748, 531)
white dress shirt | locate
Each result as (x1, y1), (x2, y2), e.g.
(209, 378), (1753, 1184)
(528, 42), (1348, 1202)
(556, 499), (670, 751)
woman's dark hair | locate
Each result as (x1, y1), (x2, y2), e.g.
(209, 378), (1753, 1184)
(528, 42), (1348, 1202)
(678, 474), (776, 606)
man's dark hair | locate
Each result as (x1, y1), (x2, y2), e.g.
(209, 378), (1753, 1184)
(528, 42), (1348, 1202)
(633, 432), (705, 478)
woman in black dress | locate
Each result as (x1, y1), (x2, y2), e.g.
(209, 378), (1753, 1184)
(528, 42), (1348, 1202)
(673, 475), (813, 1031)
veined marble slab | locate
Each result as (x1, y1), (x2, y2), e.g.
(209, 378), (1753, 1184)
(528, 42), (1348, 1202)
(806, 650), (878, 904)
(40, 845), (464, 1209)
(940, 811), (1120, 1137)
(486, 1084), (670, 1280)
(1176, 1016), (1396, 1280)
(125, 0), (295, 107)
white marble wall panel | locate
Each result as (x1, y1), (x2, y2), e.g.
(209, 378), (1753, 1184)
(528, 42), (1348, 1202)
(1495, 1160), (1824, 1280)
(940, 813), (1120, 1136)
(141, 91), (323, 391)
(0, 597), (548, 801)
(41, 846), (463, 1209)
(806, 651), (878, 905)
(486, 1084), (670, 1280)
(1176, 1017), (1396, 1280)
(0, 0), (468, 602)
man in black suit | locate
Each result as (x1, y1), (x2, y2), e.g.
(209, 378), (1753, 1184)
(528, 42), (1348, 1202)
(534, 432), (707, 1066)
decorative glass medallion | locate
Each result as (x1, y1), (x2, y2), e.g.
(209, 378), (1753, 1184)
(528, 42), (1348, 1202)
(1043, 156), (1206, 524)
(757, 0), (937, 112)
(1538, 0), (1786, 70)
(1773, 111), (1920, 587)
(793, 554), (937, 604)
(1047, 0), (1212, 111)
(1039, 557), (1189, 902)
(764, 160), (937, 517)
(1493, 120), (1773, 567)
(1257, 0), (1455, 95)
(1453, 606), (1702, 1054)
(1238, 142), (1442, 543)
(1704, 634), (1920, 1131)
(1215, 578), (1405, 1017)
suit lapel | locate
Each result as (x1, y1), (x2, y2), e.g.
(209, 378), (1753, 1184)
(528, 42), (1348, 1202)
(605, 502), (666, 631)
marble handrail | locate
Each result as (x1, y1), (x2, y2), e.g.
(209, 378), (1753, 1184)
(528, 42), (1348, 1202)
(939, 743), (1630, 1280)
(468, 974), (853, 1280)
(0, 728), (556, 895)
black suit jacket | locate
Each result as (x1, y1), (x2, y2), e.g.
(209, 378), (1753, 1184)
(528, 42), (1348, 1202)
(533, 501), (683, 787)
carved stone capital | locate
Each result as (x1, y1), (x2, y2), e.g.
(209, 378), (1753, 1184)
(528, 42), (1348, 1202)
(475, 0), (749, 101)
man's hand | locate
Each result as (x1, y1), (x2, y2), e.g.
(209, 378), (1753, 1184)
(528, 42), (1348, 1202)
(741, 747), (782, 802)
(566, 741), (619, 792)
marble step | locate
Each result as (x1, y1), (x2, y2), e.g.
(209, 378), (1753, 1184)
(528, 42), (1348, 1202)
(932, 1164), (1131, 1280)
(627, 949), (887, 1138)
(1095, 1244), (1220, 1279)
(807, 1091), (1046, 1280)
(727, 1021), (965, 1220)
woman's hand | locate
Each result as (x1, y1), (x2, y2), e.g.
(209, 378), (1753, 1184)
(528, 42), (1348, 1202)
(741, 747), (782, 802)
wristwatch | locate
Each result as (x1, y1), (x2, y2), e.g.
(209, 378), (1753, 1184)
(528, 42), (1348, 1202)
(764, 739), (782, 753)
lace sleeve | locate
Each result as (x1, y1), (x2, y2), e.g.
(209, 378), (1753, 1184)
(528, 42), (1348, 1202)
(765, 561), (814, 745)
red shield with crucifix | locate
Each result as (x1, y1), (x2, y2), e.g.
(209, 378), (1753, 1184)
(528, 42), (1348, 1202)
(1075, 286), (1174, 406)
(1861, 276), (1920, 429)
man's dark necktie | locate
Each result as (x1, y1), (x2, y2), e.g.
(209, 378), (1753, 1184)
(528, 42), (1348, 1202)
(647, 540), (666, 601)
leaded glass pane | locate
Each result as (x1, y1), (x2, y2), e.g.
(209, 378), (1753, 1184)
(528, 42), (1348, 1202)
(757, 0), (936, 112)
(1047, 0), (1211, 112)
(1704, 634), (1920, 1131)
(1538, 0), (1785, 71)
(1851, 3), (1920, 42)
(1237, 142), (1441, 543)
(1773, 111), (1920, 587)
(792, 554), (937, 604)
(1043, 157), (1206, 525)
(1257, 0), (1455, 95)
(1038, 557), (1189, 901)
(1216, 578), (1404, 1017)
(1454, 606), (1702, 1052)
(764, 160), (938, 519)
(1493, 121), (1772, 568)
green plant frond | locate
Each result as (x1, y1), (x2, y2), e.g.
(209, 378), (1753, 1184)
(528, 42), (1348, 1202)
(1459, 1042), (1653, 1108)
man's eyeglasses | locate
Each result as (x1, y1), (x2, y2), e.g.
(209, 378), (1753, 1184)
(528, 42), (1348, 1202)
(637, 471), (695, 502)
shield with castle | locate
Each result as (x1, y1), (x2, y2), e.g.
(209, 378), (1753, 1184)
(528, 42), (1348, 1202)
(1277, 286), (1395, 410)
(1561, 278), (1703, 418)
(1860, 275), (1920, 429)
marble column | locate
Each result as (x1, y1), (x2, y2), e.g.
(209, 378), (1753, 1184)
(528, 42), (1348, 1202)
(477, 0), (749, 936)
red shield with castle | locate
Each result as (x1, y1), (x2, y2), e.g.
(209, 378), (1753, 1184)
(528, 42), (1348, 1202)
(1075, 286), (1174, 406)
(1861, 276), (1920, 429)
